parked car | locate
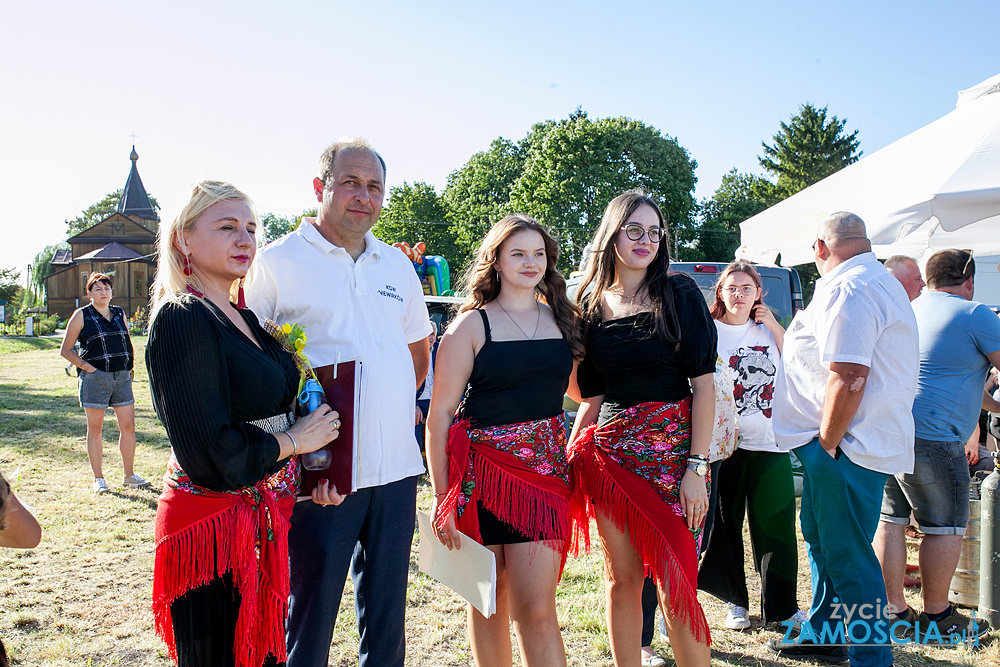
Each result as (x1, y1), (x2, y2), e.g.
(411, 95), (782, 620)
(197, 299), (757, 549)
(424, 294), (465, 333)
(669, 262), (804, 325)
(562, 263), (804, 467)
(565, 262), (803, 325)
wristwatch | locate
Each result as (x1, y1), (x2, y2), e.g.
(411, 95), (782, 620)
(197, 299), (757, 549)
(686, 455), (709, 477)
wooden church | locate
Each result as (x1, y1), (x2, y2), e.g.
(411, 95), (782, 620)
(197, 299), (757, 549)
(45, 148), (159, 319)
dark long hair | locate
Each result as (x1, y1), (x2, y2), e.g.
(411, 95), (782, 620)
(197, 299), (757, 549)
(709, 260), (764, 321)
(577, 190), (680, 344)
(460, 214), (585, 359)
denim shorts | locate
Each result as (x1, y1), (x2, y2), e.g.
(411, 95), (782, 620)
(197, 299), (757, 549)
(880, 437), (970, 535)
(79, 368), (134, 409)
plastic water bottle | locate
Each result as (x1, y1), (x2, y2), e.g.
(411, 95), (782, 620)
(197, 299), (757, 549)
(297, 378), (332, 470)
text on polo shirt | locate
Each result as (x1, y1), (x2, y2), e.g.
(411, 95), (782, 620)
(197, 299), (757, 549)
(378, 284), (404, 303)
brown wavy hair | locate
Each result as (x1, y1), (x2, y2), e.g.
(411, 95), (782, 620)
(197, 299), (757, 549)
(460, 214), (584, 359)
(709, 260), (764, 321)
(577, 190), (680, 344)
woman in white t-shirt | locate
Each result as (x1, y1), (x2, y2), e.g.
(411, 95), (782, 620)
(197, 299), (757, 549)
(696, 260), (807, 632)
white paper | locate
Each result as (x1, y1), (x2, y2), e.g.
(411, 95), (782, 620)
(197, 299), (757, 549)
(416, 510), (497, 618)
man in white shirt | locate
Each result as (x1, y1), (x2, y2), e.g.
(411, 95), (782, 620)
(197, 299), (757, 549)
(246, 137), (431, 667)
(767, 212), (918, 666)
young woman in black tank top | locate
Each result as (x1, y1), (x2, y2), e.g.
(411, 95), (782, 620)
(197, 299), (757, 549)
(427, 214), (583, 667)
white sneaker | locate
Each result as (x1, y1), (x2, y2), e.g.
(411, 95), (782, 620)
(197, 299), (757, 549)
(784, 609), (810, 632)
(123, 473), (151, 489)
(725, 603), (751, 630)
(93, 478), (109, 494)
(640, 647), (667, 667)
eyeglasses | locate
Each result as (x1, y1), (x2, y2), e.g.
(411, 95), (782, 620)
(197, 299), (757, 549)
(812, 238), (824, 252)
(724, 285), (757, 296)
(962, 248), (975, 276)
(621, 224), (665, 243)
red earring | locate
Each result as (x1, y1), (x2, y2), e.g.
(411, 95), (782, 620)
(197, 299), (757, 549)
(236, 278), (246, 308)
(182, 254), (203, 297)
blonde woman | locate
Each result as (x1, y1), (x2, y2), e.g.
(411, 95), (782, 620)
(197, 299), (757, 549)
(427, 214), (583, 666)
(145, 181), (341, 667)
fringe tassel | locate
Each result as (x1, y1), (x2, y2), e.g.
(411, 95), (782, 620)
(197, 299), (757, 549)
(571, 441), (711, 646)
(473, 455), (572, 572)
(153, 499), (290, 667)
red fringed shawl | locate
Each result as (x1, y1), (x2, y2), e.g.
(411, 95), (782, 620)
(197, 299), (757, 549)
(152, 453), (299, 667)
(568, 400), (712, 646)
(436, 415), (572, 562)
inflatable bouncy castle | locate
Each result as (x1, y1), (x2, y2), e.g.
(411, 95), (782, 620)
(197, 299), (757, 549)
(392, 241), (454, 296)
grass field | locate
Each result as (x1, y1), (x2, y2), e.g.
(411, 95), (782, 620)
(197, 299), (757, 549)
(0, 337), (992, 666)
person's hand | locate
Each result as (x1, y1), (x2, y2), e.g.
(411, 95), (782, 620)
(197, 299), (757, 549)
(431, 495), (461, 550)
(288, 404), (340, 454)
(310, 478), (345, 507)
(752, 304), (778, 329)
(415, 406), (424, 426)
(679, 469), (709, 531)
(966, 440), (981, 465)
(83, 364), (98, 373)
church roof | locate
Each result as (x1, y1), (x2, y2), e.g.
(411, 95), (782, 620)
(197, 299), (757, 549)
(117, 146), (158, 221)
(74, 242), (145, 262)
(52, 249), (74, 265)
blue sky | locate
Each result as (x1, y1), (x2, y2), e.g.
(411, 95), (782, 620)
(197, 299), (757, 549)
(1, 0), (997, 284)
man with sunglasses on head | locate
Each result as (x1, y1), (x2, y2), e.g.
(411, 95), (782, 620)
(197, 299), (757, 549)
(768, 212), (918, 666)
(873, 248), (1000, 643)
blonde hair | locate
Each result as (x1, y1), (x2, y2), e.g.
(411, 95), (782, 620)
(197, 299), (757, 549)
(460, 214), (584, 359)
(149, 180), (258, 319)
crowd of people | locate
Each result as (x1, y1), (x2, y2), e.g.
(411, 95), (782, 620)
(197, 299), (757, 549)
(5, 135), (994, 667)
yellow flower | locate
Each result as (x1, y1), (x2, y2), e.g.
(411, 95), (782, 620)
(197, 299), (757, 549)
(281, 323), (293, 334)
(294, 338), (306, 353)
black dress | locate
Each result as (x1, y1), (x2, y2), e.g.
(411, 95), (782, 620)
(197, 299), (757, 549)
(146, 296), (299, 667)
(460, 309), (573, 545)
(576, 273), (718, 423)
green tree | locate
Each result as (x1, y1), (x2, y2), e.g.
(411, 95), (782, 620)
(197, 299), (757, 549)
(757, 103), (861, 301)
(511, 110), (697, 271)
(758, 103), (861, 201)
(0, 267), (20, 305)
(259, 208), (317, 245)
(444, 110), (698, 273)
(691, 170), (770, 261)
(25, 243), (70, 308)
(443, 138), (526, 270)
(65, 189), (161, 236)
(373, 182), (457, 260)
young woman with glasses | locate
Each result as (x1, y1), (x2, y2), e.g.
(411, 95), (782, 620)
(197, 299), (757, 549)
(568, 190), (715, 667)
(427, 214), (584, 667)
(695, 260), (807, 632)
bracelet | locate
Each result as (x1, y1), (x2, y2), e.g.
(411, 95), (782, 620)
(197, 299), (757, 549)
(688, 453), (708, 461)
(434, 491), (447, 497)
(287, 432), (298, 456)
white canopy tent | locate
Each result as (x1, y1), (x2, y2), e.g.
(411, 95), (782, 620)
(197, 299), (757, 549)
(737, 73), (1000, 267)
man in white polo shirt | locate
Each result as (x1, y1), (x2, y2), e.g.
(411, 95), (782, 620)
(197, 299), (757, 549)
(246, 137), (431, 667)
(766, 212), (918, 666)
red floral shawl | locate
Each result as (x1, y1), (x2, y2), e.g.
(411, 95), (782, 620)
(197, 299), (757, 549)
(568, 399), (711, 645)
(437, 414), (572, 559)
(152, 452), (299, 667)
